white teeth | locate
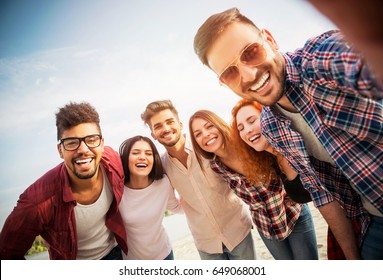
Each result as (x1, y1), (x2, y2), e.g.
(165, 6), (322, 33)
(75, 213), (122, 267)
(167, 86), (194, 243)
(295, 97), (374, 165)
(206, 138), (216, 146)
(251, 72), (270, 91)
(249, 135), (260, 142)
(75, 158), (92, 164)
(136, 163), (148, 168)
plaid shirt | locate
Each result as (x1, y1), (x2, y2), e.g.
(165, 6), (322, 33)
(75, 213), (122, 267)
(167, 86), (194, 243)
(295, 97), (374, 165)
(262, 106), (370, 242)
(277, 30), (383, 214)
(210, 157), (302, 241)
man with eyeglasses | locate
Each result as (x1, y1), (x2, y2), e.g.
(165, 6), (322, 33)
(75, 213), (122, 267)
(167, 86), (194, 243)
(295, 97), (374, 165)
(194, 8), (382, 260)
(0, 102), (128, 260)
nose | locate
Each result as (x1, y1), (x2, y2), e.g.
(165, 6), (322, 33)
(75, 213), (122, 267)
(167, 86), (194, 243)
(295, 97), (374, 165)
(238, 64), (258, 84)
(202, 129), (210, 138)
(77, 139), (90, 152)
(163, 123), (171, 132)
(138, 152), (145, 159)
(243, 123), (253, 135)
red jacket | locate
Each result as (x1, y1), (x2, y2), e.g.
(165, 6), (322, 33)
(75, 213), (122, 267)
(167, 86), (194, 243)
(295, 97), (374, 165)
(0, 146), (128, 259)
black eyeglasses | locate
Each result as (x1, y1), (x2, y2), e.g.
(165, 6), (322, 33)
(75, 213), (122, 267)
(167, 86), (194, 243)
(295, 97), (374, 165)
(59, 134), (102, 151)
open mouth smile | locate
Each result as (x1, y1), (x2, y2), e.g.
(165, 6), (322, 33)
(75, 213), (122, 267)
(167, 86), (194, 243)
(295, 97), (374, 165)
(75, 158), (93, 165)
(250, 72), (270, 92)
(249, 134), (261, 143)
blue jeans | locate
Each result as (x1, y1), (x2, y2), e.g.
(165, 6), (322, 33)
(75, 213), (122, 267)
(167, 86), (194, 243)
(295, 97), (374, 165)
(259, 204), (318, 260)
(361, 215), (383, 260)
(198, 231), (256, 260)
(164, 250), (174, 260)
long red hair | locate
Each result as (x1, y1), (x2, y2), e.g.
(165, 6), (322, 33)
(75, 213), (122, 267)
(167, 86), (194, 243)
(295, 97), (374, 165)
(231, 99), (275, 184)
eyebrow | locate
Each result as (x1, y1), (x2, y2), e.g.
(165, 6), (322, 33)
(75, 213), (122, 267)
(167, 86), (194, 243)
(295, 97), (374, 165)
(219, 42), (254, 75)
(192, 128), (200, 134)
(192, 119), (210, 134)
(153, 118), (175, 127)
(237, 115), (256, 127)
(131, 148), (152, 153)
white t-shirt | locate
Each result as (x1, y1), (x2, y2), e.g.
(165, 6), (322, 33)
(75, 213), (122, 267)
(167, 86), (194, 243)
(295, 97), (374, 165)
(119, 175), (182, 260)
(74, 167), (116, 259)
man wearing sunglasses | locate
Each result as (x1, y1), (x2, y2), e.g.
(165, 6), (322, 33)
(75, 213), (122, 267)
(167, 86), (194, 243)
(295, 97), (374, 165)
(194, 8), (382, 260)
(0, 102), (128, 260)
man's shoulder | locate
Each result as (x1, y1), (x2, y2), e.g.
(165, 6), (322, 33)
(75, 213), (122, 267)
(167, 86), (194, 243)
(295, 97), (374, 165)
(286, 30), (347, 61)
(101, 146), (122, 167)
(102, 145), (119, 159)
(159, 151), (169, 163)
(303, 30), (344, 51)
(22, 162), (66, 201)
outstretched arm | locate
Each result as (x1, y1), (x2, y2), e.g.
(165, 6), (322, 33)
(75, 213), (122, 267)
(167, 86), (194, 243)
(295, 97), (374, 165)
(318, 200), (360, 259)
(308, 0), (383, 82)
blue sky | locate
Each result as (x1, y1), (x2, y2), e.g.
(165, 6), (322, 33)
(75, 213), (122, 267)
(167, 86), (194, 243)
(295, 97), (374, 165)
(0, 0), (335, 227)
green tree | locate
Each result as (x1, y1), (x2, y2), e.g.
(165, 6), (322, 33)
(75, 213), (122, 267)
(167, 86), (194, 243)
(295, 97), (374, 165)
(26, 235), (48, 255)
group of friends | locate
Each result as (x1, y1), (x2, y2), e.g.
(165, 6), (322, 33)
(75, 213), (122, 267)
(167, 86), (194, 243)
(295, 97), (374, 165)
(0, 5), (382, 260)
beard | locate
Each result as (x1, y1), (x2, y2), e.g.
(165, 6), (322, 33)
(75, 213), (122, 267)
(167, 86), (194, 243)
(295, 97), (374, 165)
(158, 132), (181, 148)
(238, 57), (286, 106)
(73, 168), (98, 179)
(69, 156), (99, 180)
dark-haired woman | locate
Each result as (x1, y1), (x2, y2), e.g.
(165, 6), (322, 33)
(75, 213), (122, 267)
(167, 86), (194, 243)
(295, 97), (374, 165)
(119, 136), (182, 260)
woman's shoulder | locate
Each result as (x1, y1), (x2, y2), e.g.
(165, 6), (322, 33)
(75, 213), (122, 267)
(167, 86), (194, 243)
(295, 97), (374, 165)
(153, 174), (171, 188)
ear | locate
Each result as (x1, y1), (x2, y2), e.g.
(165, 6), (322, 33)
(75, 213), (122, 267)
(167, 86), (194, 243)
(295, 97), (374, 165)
(57, 144), (64, 159)
(100, 137), (105, 152)
(261, 29), (279, 50)
(151, 131), (157, 140)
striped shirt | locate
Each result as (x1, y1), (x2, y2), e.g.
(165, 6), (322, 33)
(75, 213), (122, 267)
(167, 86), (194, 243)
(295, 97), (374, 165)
(210, 157), (302, 241)
(276, 30), (382, 214)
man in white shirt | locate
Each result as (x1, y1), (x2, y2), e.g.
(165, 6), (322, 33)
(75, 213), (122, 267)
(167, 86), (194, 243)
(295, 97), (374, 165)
(141, 99), (255, 259)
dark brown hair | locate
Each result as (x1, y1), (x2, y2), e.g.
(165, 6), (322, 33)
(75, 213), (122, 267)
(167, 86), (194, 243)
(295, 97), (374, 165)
(119, 135), (164, 184)
(55, 101), (101, 140)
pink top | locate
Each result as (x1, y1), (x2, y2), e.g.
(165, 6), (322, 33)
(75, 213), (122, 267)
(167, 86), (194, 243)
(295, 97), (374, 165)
(119, 175), (182, 260)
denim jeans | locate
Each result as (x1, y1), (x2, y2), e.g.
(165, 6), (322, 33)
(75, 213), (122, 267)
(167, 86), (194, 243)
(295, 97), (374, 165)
(361, 215), (383, 260)
(164, 250), (174, 260)
(198, 231), (256, 260)
(259, 203), (319, 260)
(101, 245), (123, 260)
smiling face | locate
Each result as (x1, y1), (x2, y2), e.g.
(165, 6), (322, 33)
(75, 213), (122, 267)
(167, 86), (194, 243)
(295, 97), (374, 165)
(149, 109), (183, 148)
(58, 123), (104, 180)
(191, 117), (224, 154)
(206, 23), (286, 106)
(235, 105), (271, 152)
(128, 140), (154, 179)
